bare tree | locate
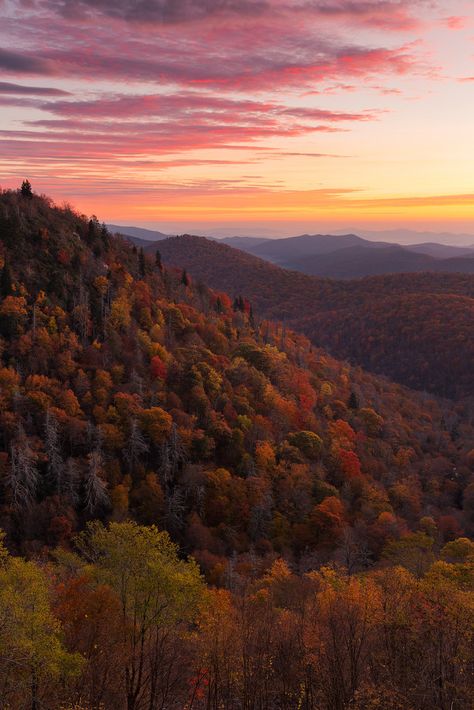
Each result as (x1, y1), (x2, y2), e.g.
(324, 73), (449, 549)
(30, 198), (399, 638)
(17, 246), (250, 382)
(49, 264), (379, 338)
(123, 418), (148, 472)
(45, 409), (63, 494)
(160, 423), (185, 492)
(8, 425), (38, 510)
(84, 449), (109, 514)
(165, 487), (186, 533)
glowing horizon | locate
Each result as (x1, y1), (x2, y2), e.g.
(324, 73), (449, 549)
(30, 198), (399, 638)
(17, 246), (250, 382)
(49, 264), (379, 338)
(1, 0), (473, 233)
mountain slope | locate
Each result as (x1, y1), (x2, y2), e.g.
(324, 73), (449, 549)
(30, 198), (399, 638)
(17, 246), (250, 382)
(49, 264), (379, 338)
(155, 235), (474, 399)
(284, 244), (433, 277)
(228, 234), (474, 277)
(108, 224), (170, 242)
(340, 227), (474, 247)
(245, 233), (375, 262)
(220, 235), (269, 249)
(285, 244), (474, 278)
(1, 189), (474, 564)
(405, 242), (474, 259)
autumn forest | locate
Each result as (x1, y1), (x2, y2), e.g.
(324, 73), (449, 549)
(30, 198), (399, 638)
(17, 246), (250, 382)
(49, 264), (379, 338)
(0, 185), (472, 708)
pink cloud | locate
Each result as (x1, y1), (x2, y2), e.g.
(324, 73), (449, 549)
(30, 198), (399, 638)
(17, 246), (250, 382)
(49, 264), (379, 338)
(0, 0), (444, 207)
(37, 92), (377, 123)
(442, 16), (469, 30)
(0, 0), (431, 92)
(0, 81), (69, 95)
(33, 0), (428, 32)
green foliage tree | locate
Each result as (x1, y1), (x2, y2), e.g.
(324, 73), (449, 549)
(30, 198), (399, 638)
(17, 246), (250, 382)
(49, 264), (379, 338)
(74, 521), (204, 710)
(382, 532), (435, 577)
(288, 430), (323, 460)
(0, 533), (82, 708)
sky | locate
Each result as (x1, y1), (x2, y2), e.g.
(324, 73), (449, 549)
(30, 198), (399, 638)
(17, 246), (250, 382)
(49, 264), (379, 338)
(0, 0), (473, 235)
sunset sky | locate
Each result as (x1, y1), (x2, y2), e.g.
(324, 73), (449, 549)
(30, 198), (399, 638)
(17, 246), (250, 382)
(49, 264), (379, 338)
(0, 0), (473, 235)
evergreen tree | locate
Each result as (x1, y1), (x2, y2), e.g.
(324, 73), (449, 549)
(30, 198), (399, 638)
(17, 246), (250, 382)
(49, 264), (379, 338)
(155, 249), (163, 271)
(181, 269), (189, 287)
(100, 223), (110, 250)
(44, 410), (63, 494)
(0, 260), (12, 297)
(63, 458), (80, 505)
(233, 295), (245, 312)
(20, 179), (32, 198)
(87, 217), (98, 243)
(348, 391), (359, 410)
(139, 247), (146, 277)
(249, 304), (255, 328)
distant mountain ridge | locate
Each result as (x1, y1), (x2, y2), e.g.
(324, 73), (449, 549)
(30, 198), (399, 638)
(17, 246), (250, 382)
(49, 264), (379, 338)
(108, 224), (171, 244)
(111, 223), (474, 278)
(218, 233), (474, 277)
(154, 234), (474, 399)
(340, 227), (474, 247)
(257, 243), (474, 278)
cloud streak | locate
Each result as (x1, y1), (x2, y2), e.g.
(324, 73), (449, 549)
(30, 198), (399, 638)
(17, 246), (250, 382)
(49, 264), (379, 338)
(0, 81), (69, 95)
(34, 0), (429, 30)
(0, 47), (55, 75)
(1, 0), (471, 230)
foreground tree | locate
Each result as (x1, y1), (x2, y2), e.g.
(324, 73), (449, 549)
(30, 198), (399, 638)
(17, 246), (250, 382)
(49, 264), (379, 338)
(74, 521), (204, 710)
(0, 534), (81, 708)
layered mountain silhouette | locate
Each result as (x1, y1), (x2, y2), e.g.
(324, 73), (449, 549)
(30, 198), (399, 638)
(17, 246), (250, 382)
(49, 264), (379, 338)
(222, 234), (474, 277)
(152, 234), (474, 400)
(120, 227), (474, 279)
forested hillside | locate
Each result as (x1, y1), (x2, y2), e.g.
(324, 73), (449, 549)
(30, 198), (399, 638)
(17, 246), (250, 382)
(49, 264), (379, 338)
(2, 523), (474, 709)
(155, 235), (474, 399)
(1, 190), (474, 557)
(1, 189), (474, 708)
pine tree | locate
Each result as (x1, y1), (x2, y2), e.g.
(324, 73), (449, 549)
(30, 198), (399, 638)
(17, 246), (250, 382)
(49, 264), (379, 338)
(155, 249), (163, 271)
(181, 269), (189, 287)
(63, 458), (80, 505)
(233, 295), (245, 312)
(20, 179), (33, 198)
(138, 247), (146, 277)
(249, 304), (255, 328)
(100, 223), (110, 250)
(161, 423), (185, 490)
(44, 410), (63, 494)
(348, 391), (359, 410)
(0, 260), (12, 297)
(87, 217), (98, 244)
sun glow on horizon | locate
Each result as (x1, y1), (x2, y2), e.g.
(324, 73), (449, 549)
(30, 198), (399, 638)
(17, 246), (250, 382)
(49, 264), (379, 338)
(0, 0), (473, 232)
